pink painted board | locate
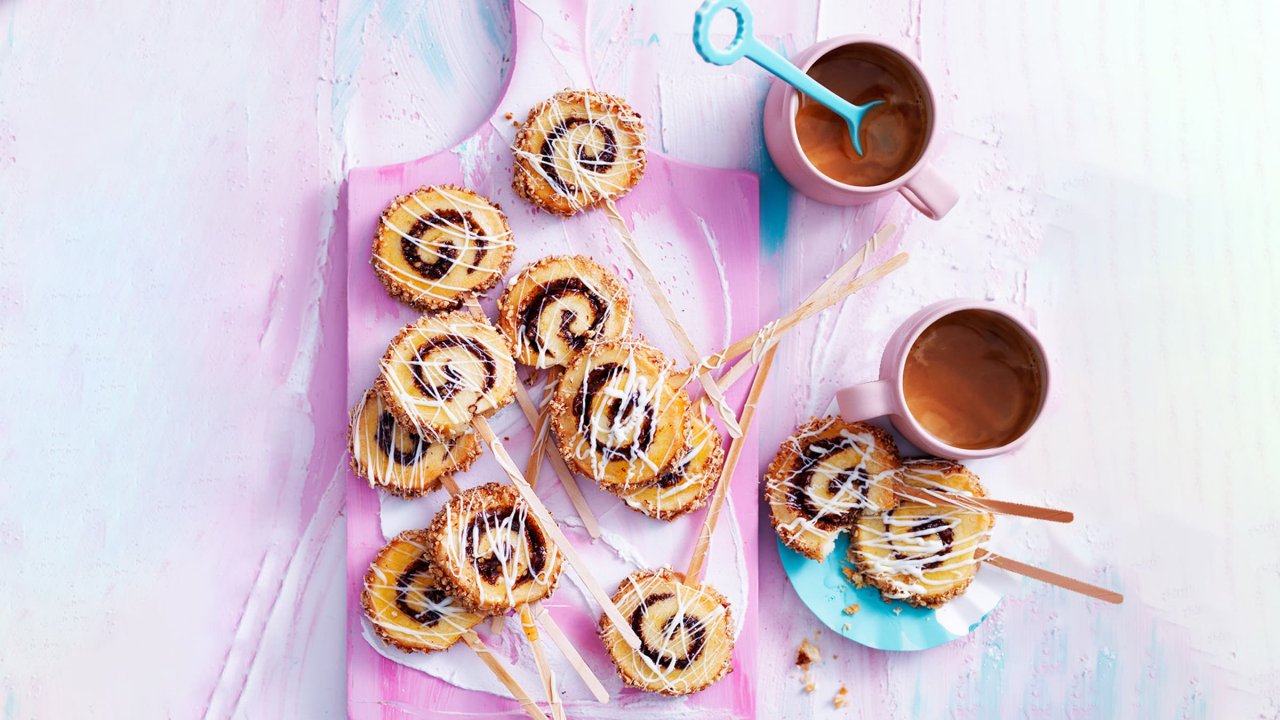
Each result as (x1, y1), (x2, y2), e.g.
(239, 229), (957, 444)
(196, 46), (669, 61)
(344, 2), (762, 718)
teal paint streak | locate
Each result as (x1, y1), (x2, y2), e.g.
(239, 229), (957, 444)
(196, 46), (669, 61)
(381, 0), (457, 87)
(756, 150), (791, 256)
(476, 0), (513, 58)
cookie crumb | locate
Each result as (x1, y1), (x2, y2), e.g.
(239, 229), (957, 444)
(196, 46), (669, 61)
(833, 684), (849, 708)
(503, 112), (513, 120)
(802, 670), (816, 693)
(796, 639), (822, 667)
(843, 603), (861, 615)
(892, 606), (903, 616)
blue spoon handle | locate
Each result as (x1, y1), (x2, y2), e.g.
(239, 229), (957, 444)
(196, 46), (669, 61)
(694, 0), (881, 155)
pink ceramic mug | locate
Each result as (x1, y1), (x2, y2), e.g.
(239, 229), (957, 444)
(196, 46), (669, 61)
(763, 35), (958, 219)
(836, 299), (1051, 459)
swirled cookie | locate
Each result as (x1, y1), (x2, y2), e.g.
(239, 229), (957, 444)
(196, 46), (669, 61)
(361, 530), (488, 653)
(766, 417), (900, 561)
(497, 255), (633, 368)
(512, 89), (647, 216)
(425, 483), (564, 613)
(599, 568), (735, 696)
(375, 311), (517, 438)
(618, 400), (725, 520)
(348, 388), (483, 498)
(372, 185), (514, 311)
(850, 459), (994, 608)
(550, 338), (689, 490)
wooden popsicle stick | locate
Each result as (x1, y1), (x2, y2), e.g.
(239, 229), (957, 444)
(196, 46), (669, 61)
(512, 376), (602, 538)
(461, 631), (551, 720)
(713, 227), (896, 390)
(685, 344), (778, 585)
(463, 298), (601, 538)
(975, 549), (1124, 604)
(519, 605), (565, 720)
(703, 252), (908, 384)
(472, 416), (644, 650)
(603, 198), (743, 438)
(438, 475), (610, 703)
(531, 600), (610, 703)
(892, 483), (1075, 524)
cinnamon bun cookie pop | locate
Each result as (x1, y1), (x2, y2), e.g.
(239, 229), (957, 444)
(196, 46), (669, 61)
(497, 255), (633, 369)
(512, 90), (647, 216)
(598, 568), (735, 696)
(426, 483), (564, 613)
(348, 388), (483, 498)
(549, 337), (690, 490)
(372, 185), (515, 311)
(850, 459), (995, 608)
(766, 417), (900, 561)
(361, 530), (488, 653)
(375, 310), (517, 438)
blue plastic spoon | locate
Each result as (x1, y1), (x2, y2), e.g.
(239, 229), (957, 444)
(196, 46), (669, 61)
(693, 0), (884, 156)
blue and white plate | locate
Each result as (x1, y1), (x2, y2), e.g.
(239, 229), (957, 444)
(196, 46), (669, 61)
(779, 532), (1018, 651)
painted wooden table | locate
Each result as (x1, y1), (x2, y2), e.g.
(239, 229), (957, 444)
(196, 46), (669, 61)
(1, 1), (1277, 718)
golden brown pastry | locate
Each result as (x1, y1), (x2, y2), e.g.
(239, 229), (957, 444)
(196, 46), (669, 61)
(599, 568), (735, 696)
(850, 459), (994, 608)
(550, 338), (689, 490)
(765, 417), (900, 561)
(426, 483), (563, 613)
(497, 255), (633, 369)
(618, 400), (725, 520)
(371, 185), (514, 311)
(348, 388), (483, 497)
(512, 89), (647, 216)
(375, 311), (517, 439)
(361, 530), (487, 653)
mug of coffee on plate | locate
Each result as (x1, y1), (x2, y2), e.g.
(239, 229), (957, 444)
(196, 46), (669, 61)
(837, 300), (1049, 459)
(763, 36), (958, 218)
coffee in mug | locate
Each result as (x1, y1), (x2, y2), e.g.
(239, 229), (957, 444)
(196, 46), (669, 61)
(795, 43), (930, 187)
(836, 300), (1050, 460)
(901, 309), (1045, 450)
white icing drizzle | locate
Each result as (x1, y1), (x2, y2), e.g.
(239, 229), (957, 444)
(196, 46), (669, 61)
(512, 90), (645, 213)
(350, 388), (477, 494)
(561, 341), (687, 487)
(378, 313), (513, 437)
(768, 417), (898, 558)
(607, 570), (733, 695)
(364, 535), (481, 648)
(505, 256), (631, 369)
(620, 402), (719, 517)
(375, 185), (515, 304)
(438, 486), (561, 608)
(853, 463), (993, 600)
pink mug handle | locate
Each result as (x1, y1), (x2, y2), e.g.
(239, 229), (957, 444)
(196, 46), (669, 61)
(899, 162), (958, 220)
(837, 379), (897, 421)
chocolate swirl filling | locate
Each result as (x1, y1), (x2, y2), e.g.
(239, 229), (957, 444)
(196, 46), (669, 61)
(630, 592), (707, 670)
(573, 363), (657, 461)
(888, 516), (955, 570)
(539, 117), (618, 194)
(410, 335), (497, 402)
(519, 276), (610, 355)
(787, 435), (870, 529)
(464, 507), (550, 586)
(374, 410), (425, 466)
(394, 557), (451, 625)
(401, 209), (489, 281)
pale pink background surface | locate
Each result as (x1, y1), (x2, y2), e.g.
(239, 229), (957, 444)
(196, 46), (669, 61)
(2, 1), (1279, 719)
